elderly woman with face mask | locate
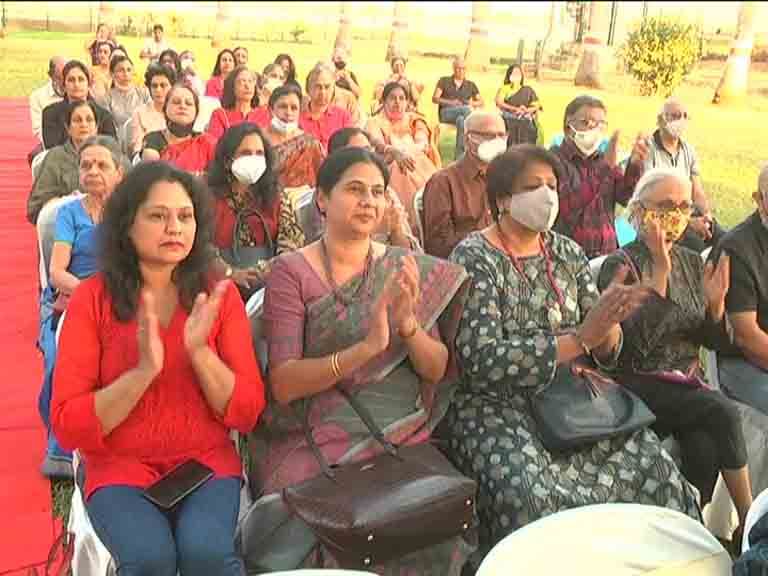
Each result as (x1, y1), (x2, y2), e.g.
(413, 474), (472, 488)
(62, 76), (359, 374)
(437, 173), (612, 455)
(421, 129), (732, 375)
(597, 167), (752, 548)
(141, 84), (217, 177)
(444, 146), (700, 570)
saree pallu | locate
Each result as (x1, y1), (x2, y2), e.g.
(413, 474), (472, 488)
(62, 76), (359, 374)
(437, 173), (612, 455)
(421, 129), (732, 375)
(272, 133), (325, 190)
(248, 247), (475, 574)
(160, 134), (217, 177)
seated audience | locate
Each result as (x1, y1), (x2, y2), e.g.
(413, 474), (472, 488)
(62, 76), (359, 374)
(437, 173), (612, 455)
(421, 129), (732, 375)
(28, 101), (99, 224)
(301, 62), (356, 149)
(30, 57), (66, 144)
(141, 84), (217, 177)
(100, 54), (150, 128)
(717, 164), (768, 414)
(52, 161), (265, 574)
(495, 64), (542, 145)
(422, 110), (506, 258)
(206, 66), (269, 140)
(274, 52), (302, 92)
(444, 146), (700, 569)
(179, 50), (206, 99)
(366, 81), (441, 229)
(130, 64), (175, 158)
(38, 135), (127, 478)
(374, 55), (424, 112)
(598, 167), (752, 543)
(300, 126), (420, 249)
(140, 24), (171, 63)
(42, 60), (117, 149)
(90, 41), (114, 101)
(84, 23), (117, 66)
(645, 97), (725, 253)
(208, 123), (305, 298)
(259, 63), (285, 107)
(331, 46), (361, 100)
(205, 49), (236, 100)
(233, 46), (249, 68)
(432, 56), (483, 159)
(159, 48), (183, 77)
(253, 147), (473, 572)
(263, 84), (324, 189)
(550, 94), (648, 259)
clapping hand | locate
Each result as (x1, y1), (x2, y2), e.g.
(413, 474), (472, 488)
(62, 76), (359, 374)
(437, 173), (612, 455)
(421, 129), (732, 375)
(703, 252), (730, 322)
(137, 290), (164, 377)
(184, 281), (228, 355)
(630, 132), (650, 166)
(390, 255), (421, 336)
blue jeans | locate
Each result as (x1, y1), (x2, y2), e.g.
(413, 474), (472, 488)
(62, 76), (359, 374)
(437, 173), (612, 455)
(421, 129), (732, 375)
(439, 105), (472, 159)
(720, 357), (768, 416)
(38, 304), (71, 462)
(86, 477), (243, 575)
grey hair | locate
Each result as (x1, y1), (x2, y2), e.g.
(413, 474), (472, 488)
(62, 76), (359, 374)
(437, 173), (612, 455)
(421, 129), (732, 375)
(464, 110), (505, 133)
(306, 61), (336, 93)
(758, 163), (768, 199)
(79, 135), (130, 173)
(626, 167), (692, 230)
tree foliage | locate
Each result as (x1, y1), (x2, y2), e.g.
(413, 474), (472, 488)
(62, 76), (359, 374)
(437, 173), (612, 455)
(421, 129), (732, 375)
(620, 17), (701, 96)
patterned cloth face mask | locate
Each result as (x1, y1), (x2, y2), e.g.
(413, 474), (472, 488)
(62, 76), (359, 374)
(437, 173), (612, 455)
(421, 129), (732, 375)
(642, 207), (690, 242)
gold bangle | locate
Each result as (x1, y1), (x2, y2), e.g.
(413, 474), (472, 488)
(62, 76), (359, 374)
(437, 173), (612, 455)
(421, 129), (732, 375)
(330, 352), (342, 379)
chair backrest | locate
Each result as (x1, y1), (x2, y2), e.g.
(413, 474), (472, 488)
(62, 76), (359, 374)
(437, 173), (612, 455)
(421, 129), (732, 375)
(36, 193), (85, 292)
(195, 96), (220, 132)
(293, 187), (322, 244)
(476, 503), (731, 575)
(246, 288), (268, 374)
(31, 149), (50, 183)
(413, 188), (425, 247)
(588, 254), (608, 282)
(118, 118), (133, 156)
(743, 487), (768, 554)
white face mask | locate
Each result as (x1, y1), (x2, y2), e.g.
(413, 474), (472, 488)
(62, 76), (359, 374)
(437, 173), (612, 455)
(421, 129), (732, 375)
(271, 115), (298, 134)
(664, 118), (687, 139)
(180, 58), (194, 70)
(476, 137), (507, 164)
(569, 125), (602, 157)
(502, 184), (560, 232)
(231, 154), (266, 185)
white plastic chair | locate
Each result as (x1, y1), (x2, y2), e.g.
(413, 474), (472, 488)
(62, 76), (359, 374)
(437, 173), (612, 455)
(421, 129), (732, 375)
(31, 149), (50, 182)
(117, 118), (133, 157)
(412, 188), (425, 248)
(195, 96), (220, 133)
(36, 193), (85, 293)
(742, 487), (768, 553)
(476, 503), (731, 575)
(246, 288), (267, 374)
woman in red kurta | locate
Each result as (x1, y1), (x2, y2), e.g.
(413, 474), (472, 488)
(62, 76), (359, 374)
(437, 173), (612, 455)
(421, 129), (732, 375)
(52, 161), (264, 575)
(206, 66), (270, 141)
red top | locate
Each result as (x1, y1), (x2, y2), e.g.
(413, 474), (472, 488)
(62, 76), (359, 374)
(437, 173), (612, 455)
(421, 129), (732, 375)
(299, 105), (353, 152)
(207, 107), (272, 140)
(212, 194), (281, 248)
(205, 76), (225, 100)
(51, 275), (266, 499)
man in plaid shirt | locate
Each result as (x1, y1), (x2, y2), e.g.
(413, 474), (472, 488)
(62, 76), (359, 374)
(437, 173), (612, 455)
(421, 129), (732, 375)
(551, 95), (650, 259)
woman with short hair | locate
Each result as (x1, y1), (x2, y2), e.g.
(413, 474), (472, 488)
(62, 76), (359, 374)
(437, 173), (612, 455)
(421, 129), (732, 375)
(129, 64), (175, 158)
(206, 66), (270, 140)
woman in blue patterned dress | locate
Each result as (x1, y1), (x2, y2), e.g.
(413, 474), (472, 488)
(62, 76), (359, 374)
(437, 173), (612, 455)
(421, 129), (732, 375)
(443, 145), (700, 568)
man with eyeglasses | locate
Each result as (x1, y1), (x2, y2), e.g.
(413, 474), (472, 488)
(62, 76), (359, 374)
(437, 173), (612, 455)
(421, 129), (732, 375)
(645, 97), (724, 252)
(422, 110), (506, 258)
(551, 94), (649, 259)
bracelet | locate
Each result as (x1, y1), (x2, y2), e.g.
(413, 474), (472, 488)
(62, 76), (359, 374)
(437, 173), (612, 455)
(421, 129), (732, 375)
(330, 352), (342, 379)
(399, 317), (419, 340)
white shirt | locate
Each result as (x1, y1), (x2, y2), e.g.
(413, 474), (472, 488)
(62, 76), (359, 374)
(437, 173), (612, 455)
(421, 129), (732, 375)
(29, 80), (63, 143)
(142, 38), (171, 61)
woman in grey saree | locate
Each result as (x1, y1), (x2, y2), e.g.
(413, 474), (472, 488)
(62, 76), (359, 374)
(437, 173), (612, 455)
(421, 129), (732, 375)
(248, 147), (475, 574)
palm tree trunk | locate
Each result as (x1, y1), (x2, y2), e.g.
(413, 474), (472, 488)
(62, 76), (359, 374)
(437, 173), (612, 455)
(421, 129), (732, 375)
(98, 1), (115, 32)
(333, 1), (353, 54)
(535, 1), (562, 81)
(212, 1), (231, 49)
(574, 1), (612, 89)
(464, 1), (491, 72)
(386, 1), (408, 62)
(713, 1), (756, 106)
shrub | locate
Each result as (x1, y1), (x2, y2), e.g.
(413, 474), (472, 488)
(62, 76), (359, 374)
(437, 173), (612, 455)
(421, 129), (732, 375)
(619, 17), (701, 96)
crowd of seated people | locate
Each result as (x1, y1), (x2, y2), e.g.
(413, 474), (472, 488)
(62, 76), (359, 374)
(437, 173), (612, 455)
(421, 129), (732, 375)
(24, 27), (768, 574)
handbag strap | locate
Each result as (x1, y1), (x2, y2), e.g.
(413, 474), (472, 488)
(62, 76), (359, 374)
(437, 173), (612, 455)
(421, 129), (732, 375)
(298, 386), (399, 480)
(232, 207), (274, 260)
(617, 248), (641, 283)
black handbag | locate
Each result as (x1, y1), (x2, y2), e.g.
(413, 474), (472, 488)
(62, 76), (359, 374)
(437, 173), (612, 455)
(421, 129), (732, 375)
(219, 208), (275, 270)
(529, 362), (656, 453)
(281, 387), (477, 569)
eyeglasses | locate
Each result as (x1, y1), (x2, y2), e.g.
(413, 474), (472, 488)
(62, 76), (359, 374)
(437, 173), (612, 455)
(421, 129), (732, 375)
(468, 130), (506, 141)
(569, 118), (607, 131)
(664, 111), (689, 121)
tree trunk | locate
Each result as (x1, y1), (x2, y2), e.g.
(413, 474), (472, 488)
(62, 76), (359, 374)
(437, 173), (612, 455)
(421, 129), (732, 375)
(212, 1), (231, 49)
(535, 1), (561, 81)
(386, 1), (408, 62)
(574, 1), (612, 89)
(333, 1), (353, 54)
(98, 1), (115, 32)
(464, 1), (491, 72)
(713, 1), (756, 106)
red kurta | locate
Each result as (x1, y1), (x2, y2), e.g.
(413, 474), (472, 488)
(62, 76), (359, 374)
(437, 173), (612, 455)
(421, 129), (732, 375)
(51, 275), (265, 499)
(206, 107), (271, 140)
(299, 105), (353, 152)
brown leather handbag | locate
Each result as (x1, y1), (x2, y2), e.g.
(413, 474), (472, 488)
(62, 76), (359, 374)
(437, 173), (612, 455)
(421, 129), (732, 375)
(282, 387), (476, 569)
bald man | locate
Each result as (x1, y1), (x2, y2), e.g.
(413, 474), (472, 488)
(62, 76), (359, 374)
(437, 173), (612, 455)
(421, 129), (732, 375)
(432, 56), (483, 159)
(715, 164), (768, 411)
(422, 110), (506, 258)
(29, 56), (66, 144)
(646, 97), (724, 252)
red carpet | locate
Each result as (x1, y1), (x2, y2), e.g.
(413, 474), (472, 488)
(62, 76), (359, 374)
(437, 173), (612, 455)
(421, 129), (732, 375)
(0, 98), (59, 574)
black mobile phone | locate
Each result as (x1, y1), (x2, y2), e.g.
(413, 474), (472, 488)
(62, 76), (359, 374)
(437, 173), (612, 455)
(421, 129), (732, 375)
(143, 459), (214, 510)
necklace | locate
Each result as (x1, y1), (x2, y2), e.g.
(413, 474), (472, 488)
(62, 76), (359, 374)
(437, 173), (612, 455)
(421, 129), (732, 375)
(320, 236), (374, 307)
(495, 226), (565, 312)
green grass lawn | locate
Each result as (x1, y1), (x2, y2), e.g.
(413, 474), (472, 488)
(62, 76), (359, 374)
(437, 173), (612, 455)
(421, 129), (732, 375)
(4, 31), (767, 522)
